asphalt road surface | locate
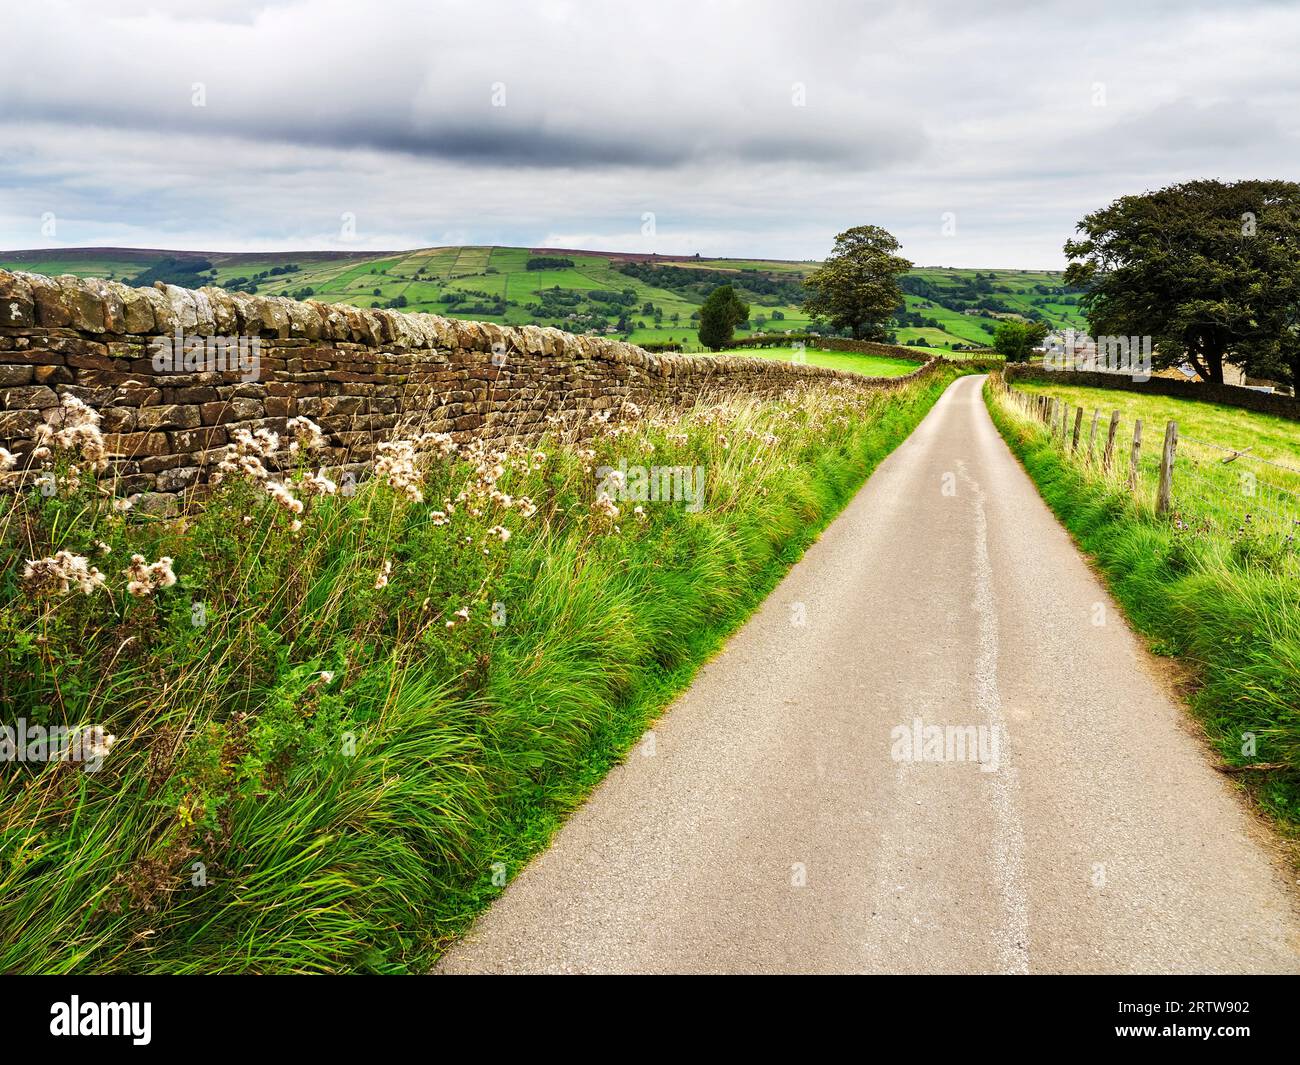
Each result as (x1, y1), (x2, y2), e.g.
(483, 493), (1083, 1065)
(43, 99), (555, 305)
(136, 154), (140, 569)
(438, 374), (1300, 974)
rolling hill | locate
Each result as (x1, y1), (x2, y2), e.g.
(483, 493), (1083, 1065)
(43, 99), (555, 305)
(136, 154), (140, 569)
(0, 245), (1089, 353)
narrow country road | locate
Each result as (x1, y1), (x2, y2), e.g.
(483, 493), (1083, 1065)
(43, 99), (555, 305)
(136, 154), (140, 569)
(438, 374), (1300, 974)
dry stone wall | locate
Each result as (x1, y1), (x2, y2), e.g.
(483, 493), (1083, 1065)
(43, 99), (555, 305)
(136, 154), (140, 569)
(0, 269), (939, 504)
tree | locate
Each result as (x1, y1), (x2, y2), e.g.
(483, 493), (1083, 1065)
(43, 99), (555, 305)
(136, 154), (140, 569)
(993, 320), (1048, 362)
(802, 225), (913, 339)
(1064, 179), (1300, 384)
(698, 285), (749, 350)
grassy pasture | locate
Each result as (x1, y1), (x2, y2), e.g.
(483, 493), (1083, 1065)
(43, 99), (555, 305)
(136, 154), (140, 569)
(720, 346), (921, 377)
(1013, 380), (1300, 538)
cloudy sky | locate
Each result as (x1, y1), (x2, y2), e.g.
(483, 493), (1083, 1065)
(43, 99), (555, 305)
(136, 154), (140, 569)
(1, 0), (1296, 268)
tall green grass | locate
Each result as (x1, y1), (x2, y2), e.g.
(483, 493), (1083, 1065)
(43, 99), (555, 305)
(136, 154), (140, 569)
(986, 379), (1300, 834)
(0, 367), (962, 973)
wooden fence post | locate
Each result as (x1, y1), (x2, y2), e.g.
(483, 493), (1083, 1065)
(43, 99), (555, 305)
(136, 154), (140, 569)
(1102, 411), (1120, 473)
(1071, 406), (1083, 452)
(1089, 410), (1100, 461)
(1128, 418), (1142, 492)
(1156, 420), (1178, 515)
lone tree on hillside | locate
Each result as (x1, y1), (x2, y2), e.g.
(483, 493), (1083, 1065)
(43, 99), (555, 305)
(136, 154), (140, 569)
(1064, 179), (1300, 386)
(801, 225), (912, 340)
(993, 320), (1048, 362)
(698, 285), (750, 350)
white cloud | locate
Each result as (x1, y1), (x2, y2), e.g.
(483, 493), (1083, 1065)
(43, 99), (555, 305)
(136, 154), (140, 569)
(0, 0), (1296, 267)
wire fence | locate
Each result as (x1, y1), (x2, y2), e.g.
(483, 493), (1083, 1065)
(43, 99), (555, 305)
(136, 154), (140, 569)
(992, 376), (1300, 543)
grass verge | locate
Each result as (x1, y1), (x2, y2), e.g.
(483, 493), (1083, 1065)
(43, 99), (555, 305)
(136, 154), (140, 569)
(1, 365), (964, 973)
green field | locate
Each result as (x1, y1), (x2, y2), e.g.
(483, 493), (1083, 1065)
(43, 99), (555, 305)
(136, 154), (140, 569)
(0, 246), (1085, 352)
(723, 346), (921, 377)
(1012, 379), (1300, 537)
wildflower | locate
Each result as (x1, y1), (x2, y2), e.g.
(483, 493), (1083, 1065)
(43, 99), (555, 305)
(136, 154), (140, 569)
(488, 524), (511, 543)
(84, 729), (116, 762)
(265, 480), (304, 515)
(319, 670), (335, 685)
(218, 428), (275, 482)
(375, 438), (424, 502)
(285, 416), (327, 452)
(64, 726), (117, 766)
(374, 560), (392, 590)
(252, 428), (280, 455)
(0, 447), (17, 471)
(446, 606), (471, 629)
(44, 395), (109, 470)
(430, 510), (449, 526)
(593, 494), (620, 520)
(23, 551), (107, 596)
(93, 540), (111, 555)
(122, 553), (176, 597)
(634, 505), (647, 522)
(112, 496), (135, 513)
(299, 469), (338, 497)
(517, 497), (537, 519)
(417, 431), (457, 458)
(290, 519), (303, 533)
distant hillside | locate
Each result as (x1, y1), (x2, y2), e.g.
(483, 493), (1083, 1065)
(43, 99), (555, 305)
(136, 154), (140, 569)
(0, 245), (1088, 352)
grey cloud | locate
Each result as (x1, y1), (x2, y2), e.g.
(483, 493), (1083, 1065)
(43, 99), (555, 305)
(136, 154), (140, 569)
(0, 0), (1298, 266)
